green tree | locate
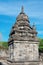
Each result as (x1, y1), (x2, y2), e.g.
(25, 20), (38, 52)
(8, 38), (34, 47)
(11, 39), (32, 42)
(2, 42), (8, 49)
(39, 38), (43, 52)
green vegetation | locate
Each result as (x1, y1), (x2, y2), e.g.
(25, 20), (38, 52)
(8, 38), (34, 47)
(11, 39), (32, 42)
(0, 42), (8, 49)
(39, 38), (43, 48)
(39, 38), (43, 52)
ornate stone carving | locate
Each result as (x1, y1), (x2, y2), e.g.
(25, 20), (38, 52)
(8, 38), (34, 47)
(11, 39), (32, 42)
(8, 6), (39, 62)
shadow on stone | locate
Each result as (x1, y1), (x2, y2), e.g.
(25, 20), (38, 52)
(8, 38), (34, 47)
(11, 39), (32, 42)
(0, 62), (3, 65)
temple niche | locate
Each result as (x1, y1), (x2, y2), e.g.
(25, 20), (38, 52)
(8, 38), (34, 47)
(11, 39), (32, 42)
(8, 6), (39, 62)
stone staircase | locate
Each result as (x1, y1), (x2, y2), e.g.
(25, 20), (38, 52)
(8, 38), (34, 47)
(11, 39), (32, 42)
(0, 58), (43, 65)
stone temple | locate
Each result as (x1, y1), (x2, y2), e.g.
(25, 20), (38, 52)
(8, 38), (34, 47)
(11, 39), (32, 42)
(8, 6), (39, 63)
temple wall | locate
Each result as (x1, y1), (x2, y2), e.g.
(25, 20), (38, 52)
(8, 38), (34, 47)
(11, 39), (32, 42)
(13, 41), (39, 61)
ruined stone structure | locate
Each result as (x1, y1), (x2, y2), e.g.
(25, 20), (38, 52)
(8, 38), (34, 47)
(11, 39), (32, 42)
(8, 6), (39, 62)
(0, 46), (7, 58)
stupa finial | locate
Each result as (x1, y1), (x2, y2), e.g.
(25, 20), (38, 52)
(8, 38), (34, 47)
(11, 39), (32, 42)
(21, 6), (24, 13)
(32, 22), (36, 30)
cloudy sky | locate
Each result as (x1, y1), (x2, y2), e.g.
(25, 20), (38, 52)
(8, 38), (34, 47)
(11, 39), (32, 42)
(0, 0), (43, 41)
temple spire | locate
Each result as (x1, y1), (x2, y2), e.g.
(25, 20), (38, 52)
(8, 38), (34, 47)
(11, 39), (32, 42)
(32, 23), (36, 30)
(21, 6), (24, 13)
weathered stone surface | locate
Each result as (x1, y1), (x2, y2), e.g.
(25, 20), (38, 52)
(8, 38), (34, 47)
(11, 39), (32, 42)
(13, 41), (39, 61)
(8, 6), (39, 62)
(0, 59), (43, 65)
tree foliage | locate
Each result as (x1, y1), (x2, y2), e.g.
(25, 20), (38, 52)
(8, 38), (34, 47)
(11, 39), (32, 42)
(0, 42), (8, 49)
(39, 38), (43, 52)
(2, 42), (8, 49)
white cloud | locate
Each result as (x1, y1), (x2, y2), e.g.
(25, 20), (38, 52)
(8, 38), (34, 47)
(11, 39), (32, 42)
(0, 0), (43, 18)
(38, 31), (43, 34)
(0, 32), (2, 41)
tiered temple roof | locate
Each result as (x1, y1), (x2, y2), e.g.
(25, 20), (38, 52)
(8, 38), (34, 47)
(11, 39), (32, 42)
(8, 6), (38, 44)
